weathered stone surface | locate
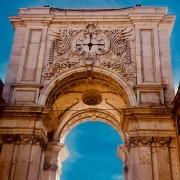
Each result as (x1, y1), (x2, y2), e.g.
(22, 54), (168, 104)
(0, 6), (179, 180)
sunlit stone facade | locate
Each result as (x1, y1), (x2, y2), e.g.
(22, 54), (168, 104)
(0, 6), (179, 180)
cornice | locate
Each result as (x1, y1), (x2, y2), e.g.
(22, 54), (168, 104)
(1, 105), (50, 115)
(9, 15), (54, 28)
(11, 83), (42, 88)
(133, 84), (167, 91)
(9, 7), (175, 31)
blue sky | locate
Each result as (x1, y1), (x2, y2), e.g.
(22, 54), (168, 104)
(61, 122), (123, 180)
(0, 1), (179, 180)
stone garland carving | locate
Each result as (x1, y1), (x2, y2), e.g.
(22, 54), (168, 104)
(154, 137), (171, 145)
(129, 136), (171, 146)
(42, 23), (136, 82)
(0, 134), (47, 150)
(43, 162), (59, 171)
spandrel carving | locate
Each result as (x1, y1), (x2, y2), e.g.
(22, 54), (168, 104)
(42, 23), (136, 82)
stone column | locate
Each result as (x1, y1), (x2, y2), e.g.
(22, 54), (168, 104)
(0, 134), (47, 180)
(128, 136), (178, 180)
(154, 137), (171, 180)
(128, 136), (154, 180)
(40, 142), (69, 180)
(169, 138), (180, 180)
(0, 142), (15, 180)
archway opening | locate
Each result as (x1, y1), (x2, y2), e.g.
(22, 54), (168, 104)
(61, 121), (124, 180)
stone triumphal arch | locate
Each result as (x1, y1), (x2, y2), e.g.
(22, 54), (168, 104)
(0, 6), (179, 180)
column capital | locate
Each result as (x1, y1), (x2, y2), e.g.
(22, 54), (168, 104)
(43, 142), (69, 171)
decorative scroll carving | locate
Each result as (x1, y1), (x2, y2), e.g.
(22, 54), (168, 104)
(43, 162), (59, 171)
(0, 134), (47, 150)
(107, 28), (132, 60)
(99, 28), (136, 79)
(42, 23), (136, 82)
(52, 29), (76, 56)
(82, 92), (102, 106)
(129, 136), (171, 146)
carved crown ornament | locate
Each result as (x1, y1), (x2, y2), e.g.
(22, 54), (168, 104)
(42, 23), (136, 82)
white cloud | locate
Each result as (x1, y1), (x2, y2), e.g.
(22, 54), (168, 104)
(67, 150), (84, 163)
(112, 174), (124, 180)
(63, 128), (84, 164)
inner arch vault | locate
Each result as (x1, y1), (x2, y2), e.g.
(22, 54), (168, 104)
(40, 67), (136, 144)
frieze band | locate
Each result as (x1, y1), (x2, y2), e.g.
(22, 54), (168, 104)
(129, 136), (171, 146)
(0, 134), (47, 150)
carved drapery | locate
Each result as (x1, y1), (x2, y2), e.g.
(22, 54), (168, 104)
(42, 23), (136, 82)
(0, 134), (47, 150)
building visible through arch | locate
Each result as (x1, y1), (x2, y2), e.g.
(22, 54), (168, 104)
(0, 6), (180, 180)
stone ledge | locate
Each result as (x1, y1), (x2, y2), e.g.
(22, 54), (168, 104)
(134, 84), (166, 90)
(11, 83), (42, 88)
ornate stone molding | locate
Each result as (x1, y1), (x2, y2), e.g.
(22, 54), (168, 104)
(0, 134), (47, 150)
(42, 23), (136, 82)
(60, 109), (120, 141)
(82, 92), (102, 106)
(129, 136), (171, 146)
(43, 162), (59, 171)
